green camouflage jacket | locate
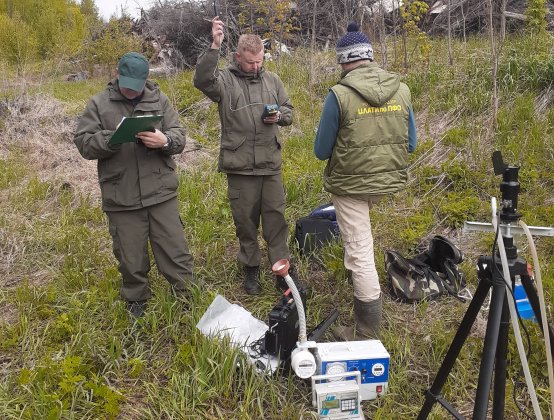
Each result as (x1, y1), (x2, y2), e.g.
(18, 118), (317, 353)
(74, 79), (186, 211)
(193, 49), (293, 175)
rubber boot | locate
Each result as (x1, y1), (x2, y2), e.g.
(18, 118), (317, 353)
(244, 266), (261, 295)
(333, 297), (382, 341)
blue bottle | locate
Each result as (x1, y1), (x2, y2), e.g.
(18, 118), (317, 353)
(513, 276), (536, 322)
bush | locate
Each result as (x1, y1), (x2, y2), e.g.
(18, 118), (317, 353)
(437, 191), (480, 228)
(0, 13), (38, 75)
(80, 17), (144, 74)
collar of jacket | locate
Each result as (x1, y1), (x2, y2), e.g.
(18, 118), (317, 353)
(108, 79), (161, 103)
(340, 60), (377, 79)
(228, 60), (265, 80)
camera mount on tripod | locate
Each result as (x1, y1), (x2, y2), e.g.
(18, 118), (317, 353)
(492, 150), (521, 224)
(464, 152), (554, 238)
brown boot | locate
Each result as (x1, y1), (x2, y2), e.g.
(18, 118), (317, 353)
(333, 297), (382, 341)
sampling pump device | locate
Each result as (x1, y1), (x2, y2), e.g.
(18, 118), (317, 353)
(272, 259), (318, 378)
(271, 260), (389, 420)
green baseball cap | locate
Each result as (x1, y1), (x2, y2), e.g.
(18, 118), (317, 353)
(118, 52), (149, 92)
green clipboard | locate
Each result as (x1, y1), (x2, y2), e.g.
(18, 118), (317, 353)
(108, 115), (163, 145)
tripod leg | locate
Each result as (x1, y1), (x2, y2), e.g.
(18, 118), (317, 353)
(418, 279), (491, 420)
(521, 275), (554, 359)
(473, 279), (507, 420)
(492, 295), (510, 419)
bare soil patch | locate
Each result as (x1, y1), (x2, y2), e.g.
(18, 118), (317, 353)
(0, 302), (18, 326)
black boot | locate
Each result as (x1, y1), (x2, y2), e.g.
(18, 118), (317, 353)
(127, 300), (147, 318)
(244, 266), (261, 295)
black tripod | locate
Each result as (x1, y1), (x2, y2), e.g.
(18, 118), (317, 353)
(418, 233), (554, 419)
(418, 152), (554, 419)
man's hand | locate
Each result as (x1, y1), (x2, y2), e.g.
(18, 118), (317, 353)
(263, 111), (281, 125)
(136, 129), (167, 149)
(211, 17), (224, 49)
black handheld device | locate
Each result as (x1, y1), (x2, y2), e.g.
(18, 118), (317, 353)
(262, 104), (279, 119)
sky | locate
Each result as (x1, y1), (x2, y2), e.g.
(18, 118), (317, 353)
(94, 0), (154, 21)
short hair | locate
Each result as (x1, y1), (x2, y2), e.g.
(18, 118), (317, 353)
(237, 34), (263, 55)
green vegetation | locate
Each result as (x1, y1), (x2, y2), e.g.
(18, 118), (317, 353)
(0, 0), (142, 77)
(525, 0), (549, 35)
(0, 0), (88, 61)
(0, 29), (553, 420)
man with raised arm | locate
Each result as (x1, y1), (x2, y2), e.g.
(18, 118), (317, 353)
(193, 18), (300, 295)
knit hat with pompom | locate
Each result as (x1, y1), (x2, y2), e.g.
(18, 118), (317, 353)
(336, 22), (374, 64)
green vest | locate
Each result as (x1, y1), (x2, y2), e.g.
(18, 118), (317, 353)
(324, 62), (411, 196)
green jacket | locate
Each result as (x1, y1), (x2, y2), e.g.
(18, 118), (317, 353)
(74, 79), (186, 211)
(325, 62), (411, 196)
(193, 49), (293, 175)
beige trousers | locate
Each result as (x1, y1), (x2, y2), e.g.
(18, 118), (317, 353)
(331, 194), (384, 302)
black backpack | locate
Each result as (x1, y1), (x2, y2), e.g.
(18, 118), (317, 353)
(385, 236), (468, 302)
(294, 203), (340, 254)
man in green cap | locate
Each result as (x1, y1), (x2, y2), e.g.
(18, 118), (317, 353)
(74, 52), (195, 318)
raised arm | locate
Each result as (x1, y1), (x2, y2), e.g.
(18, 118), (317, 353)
(193, 17), (225, 102)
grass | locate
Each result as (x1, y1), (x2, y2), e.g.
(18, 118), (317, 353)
(0, 33), (553, 419)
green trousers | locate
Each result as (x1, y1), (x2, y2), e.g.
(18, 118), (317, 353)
(106, 197), (194, 302)
(227, 173), (290, 267)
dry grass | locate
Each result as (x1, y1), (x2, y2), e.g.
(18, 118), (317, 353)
(0, 94), (212, 204)
(0, 302), (18, 326)
(0, 94), (99, 198)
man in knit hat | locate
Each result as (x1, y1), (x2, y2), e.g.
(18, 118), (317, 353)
(314, 23), (417, 340)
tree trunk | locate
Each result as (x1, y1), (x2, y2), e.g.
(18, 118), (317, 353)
(462, 1), (466, 43)
(393, 0), (399, 68)
(500, 0), (507, 41)
(379, 0), (388, 69)
(402, 17), (408, 69)
(488, 0), (499, 133)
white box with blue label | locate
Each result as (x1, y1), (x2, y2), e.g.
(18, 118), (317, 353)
(315, 340), (390, 401)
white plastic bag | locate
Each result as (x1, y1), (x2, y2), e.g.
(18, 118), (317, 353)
(196, 294), (280, 373)
(196, 294), (267, 347)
